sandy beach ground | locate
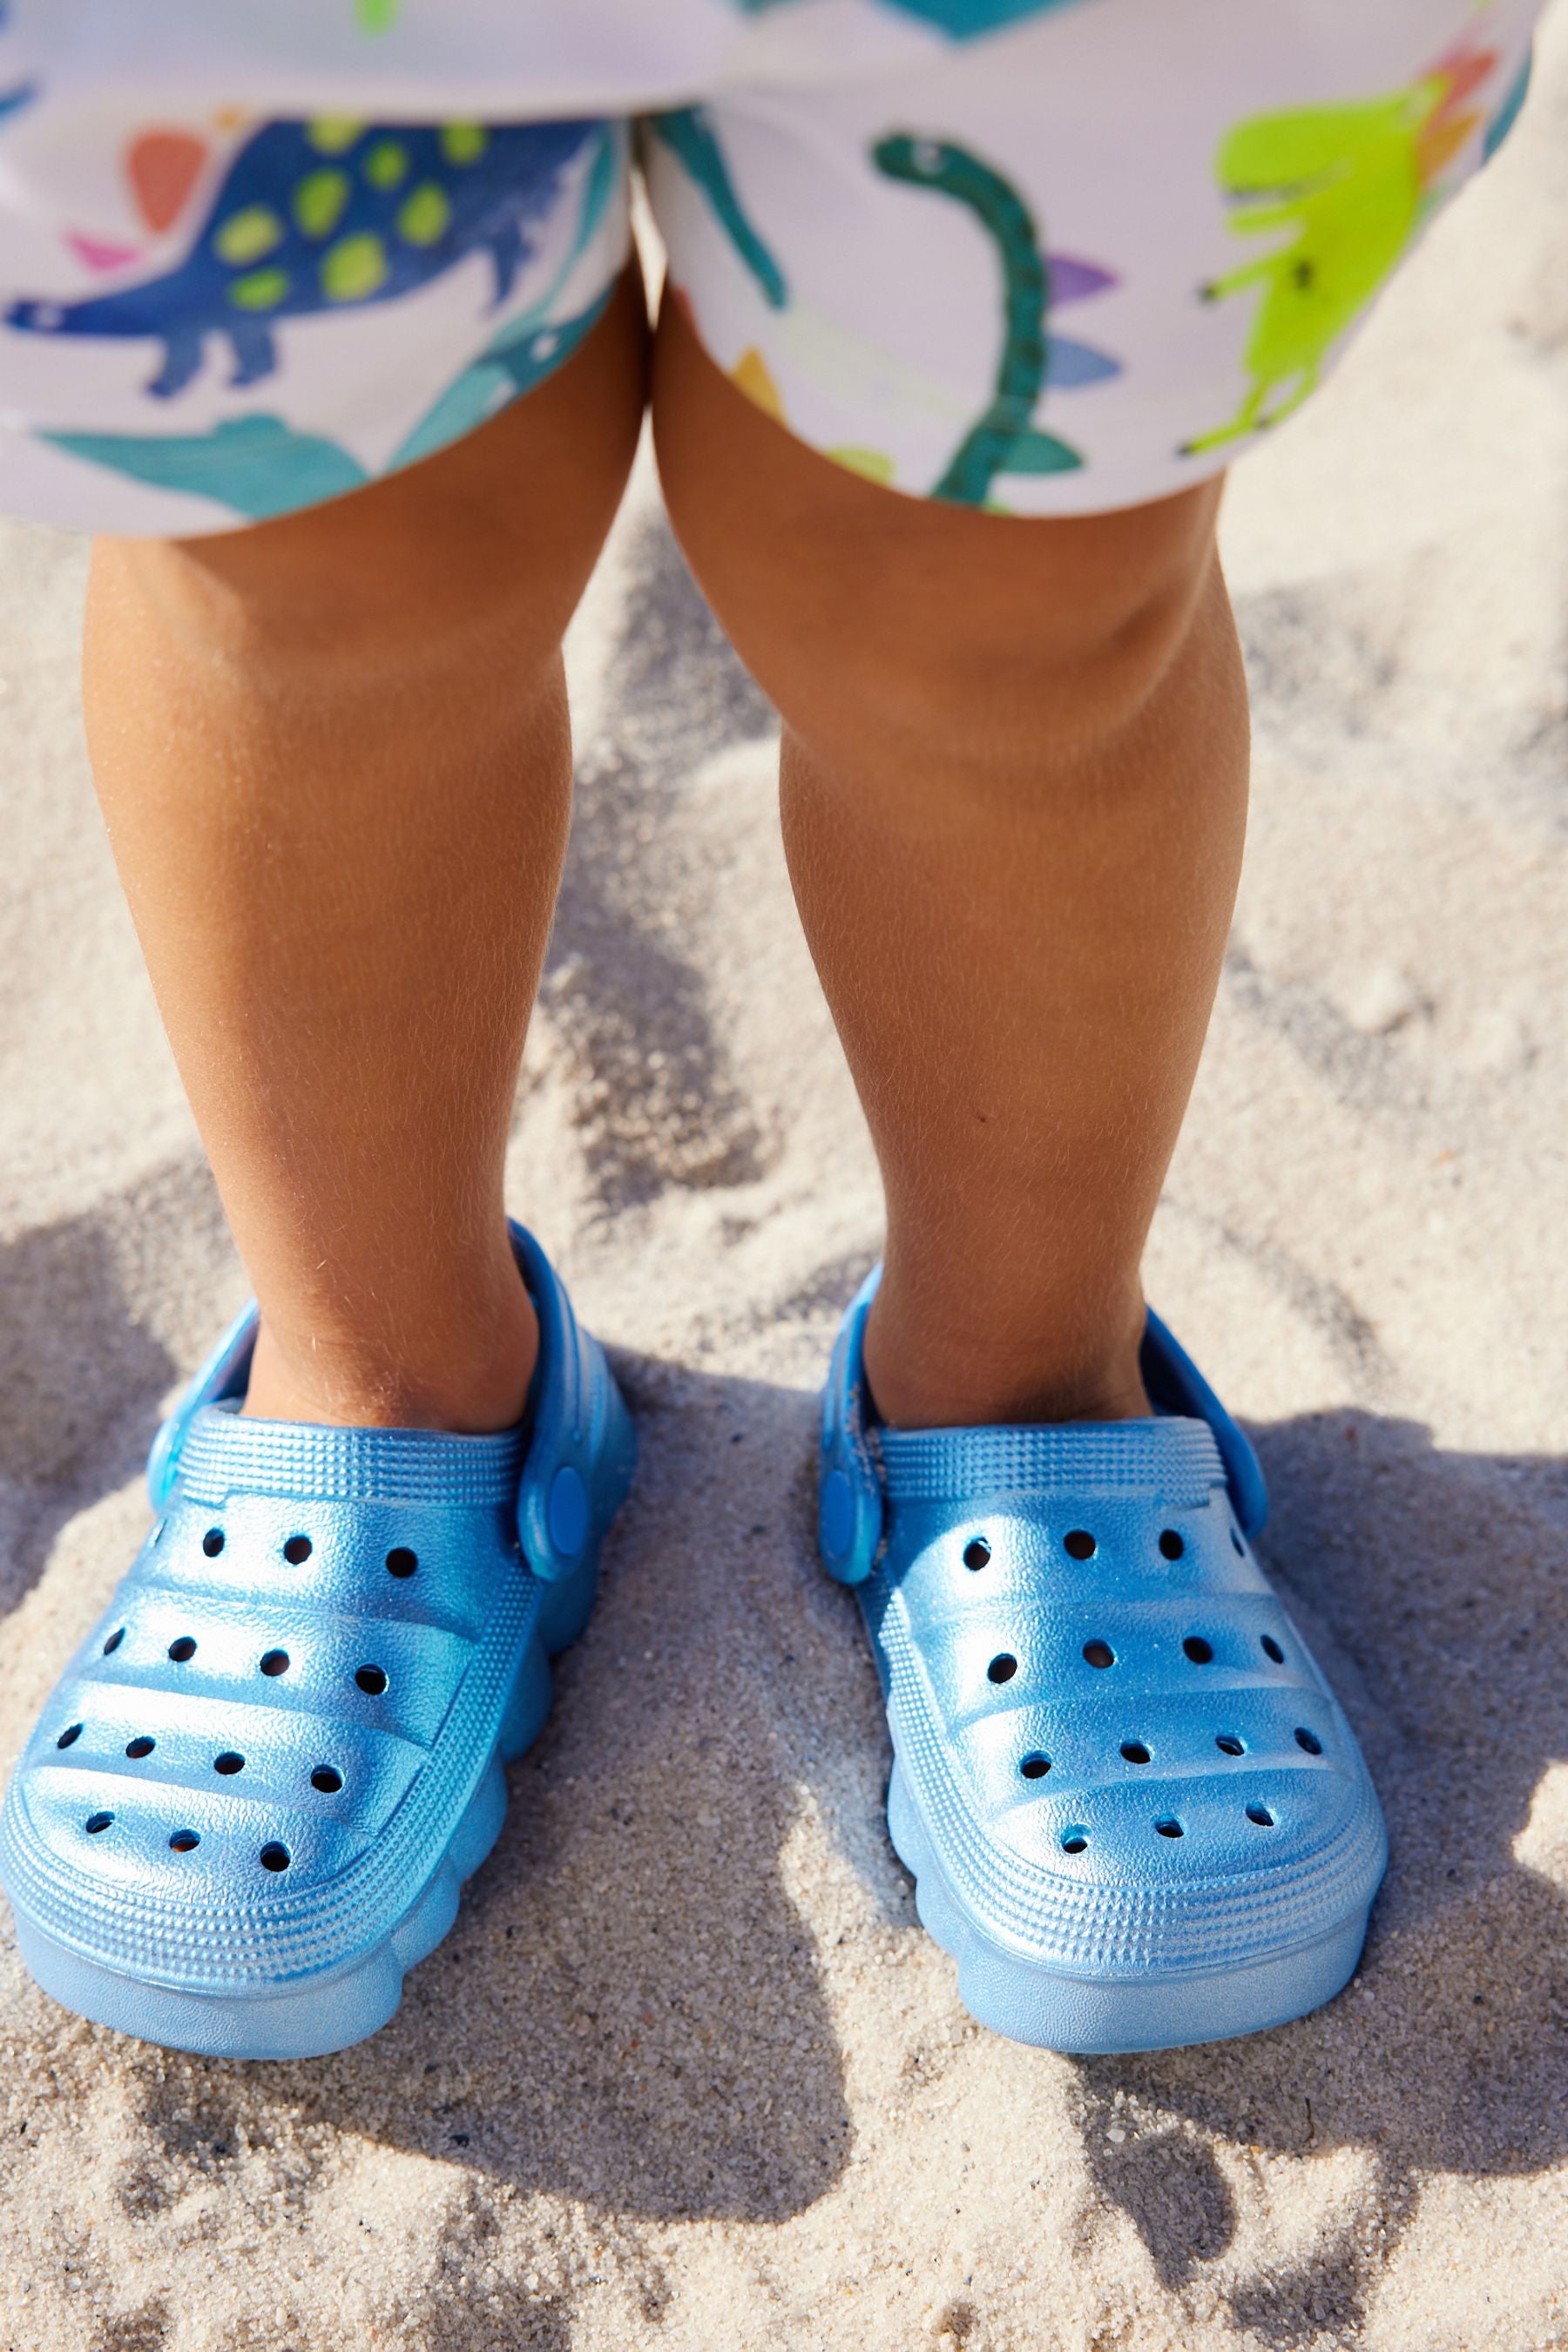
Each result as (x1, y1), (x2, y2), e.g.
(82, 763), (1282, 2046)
(0, 18), (1565, 2350)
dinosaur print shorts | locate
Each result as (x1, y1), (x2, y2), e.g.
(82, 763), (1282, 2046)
(0, 0), (1539, 535)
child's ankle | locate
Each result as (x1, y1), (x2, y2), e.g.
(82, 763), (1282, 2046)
(240, 1291), (539, 1435)
(862, 1286), (1151, 1431)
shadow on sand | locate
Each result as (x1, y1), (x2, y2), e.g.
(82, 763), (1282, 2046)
(89, 1360), (1562, 2339)
(110, 1356), (868, 2260)
(1070, 1403), (1567, 2340)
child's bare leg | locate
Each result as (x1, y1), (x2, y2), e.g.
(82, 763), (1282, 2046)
(654, 302), (1247, 1429)
(83, 272), (647, 1432)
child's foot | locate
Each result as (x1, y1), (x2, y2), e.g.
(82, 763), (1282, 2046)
(0, 1226), (634, 2059)
(819, 1271), (1387, 2054)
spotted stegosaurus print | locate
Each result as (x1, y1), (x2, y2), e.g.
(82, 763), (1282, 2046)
(6, 113), (600, 396)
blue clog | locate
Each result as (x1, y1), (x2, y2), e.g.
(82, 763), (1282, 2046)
(1, 1224), (634, 2059)
(819, 1271), (1386, 2053)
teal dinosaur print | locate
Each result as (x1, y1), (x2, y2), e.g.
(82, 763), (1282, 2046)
(42, 287), (612, 522)
(6, 113), (603, 397)
(652, 111), (1118, 507)
(647, 110), (787, 308)
(389, 287), (612, 470)
(730, 0), (1088, 34)
(1483, 50), (1531, 161)
(42, 415), (371, 520)
(872, 135), (1119, 504)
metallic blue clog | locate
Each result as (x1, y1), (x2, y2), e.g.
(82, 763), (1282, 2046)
(819, 1271), (1387, 2053)
(1, 1223), (634, 2059)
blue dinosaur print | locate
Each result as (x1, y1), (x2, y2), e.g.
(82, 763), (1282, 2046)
(36, 121), (623, 525)
(392, 119), (622, 464)
(6, 113), (603, 397)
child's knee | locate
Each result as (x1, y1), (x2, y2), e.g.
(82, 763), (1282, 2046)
(656, 308), (1225, 794)
(805, 495), (1225, 791)
(101, 273), (647, 687)
(735, 481), (1222, 803)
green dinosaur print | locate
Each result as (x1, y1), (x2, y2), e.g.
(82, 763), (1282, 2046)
(1183, 62), (1495, 454)
(872, 135), (1088, 504)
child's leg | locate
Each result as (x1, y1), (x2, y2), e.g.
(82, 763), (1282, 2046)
(653, 301), (1247, 1429)
(83, 271), (647, 1432)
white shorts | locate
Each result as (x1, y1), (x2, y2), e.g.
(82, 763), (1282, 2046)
(0, 0), (1539, 534)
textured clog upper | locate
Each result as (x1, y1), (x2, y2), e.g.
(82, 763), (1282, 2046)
(1, 1407), (537, 1992)
(821, 1274), (1387, 1983)
(866, 1416), (1386, 1976)
(1, 1222), (626, 2003)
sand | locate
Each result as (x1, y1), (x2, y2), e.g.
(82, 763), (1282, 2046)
(0, 17), (1565, 2349)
